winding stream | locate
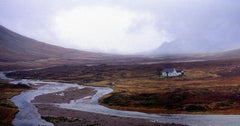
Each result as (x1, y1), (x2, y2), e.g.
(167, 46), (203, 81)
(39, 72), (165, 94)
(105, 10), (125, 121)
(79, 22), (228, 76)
(1, 72), (240, 126)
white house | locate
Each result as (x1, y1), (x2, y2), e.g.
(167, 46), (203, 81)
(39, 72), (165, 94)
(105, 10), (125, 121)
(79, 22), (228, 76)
(162, 68), (184, 77)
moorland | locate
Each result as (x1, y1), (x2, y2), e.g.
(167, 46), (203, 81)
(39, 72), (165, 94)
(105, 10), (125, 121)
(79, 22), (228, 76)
(7, 58), (240, 114)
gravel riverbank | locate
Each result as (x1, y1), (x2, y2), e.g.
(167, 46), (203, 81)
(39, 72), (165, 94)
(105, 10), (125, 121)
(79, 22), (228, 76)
(33, 87), (184, 126)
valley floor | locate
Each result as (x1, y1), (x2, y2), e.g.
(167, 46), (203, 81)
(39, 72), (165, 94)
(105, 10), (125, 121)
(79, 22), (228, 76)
(7, 58), (240, 114)
(2, 58), (240, 126)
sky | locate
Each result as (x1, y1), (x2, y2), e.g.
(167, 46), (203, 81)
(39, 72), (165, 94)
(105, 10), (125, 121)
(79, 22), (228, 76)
(0, 0), (240, 54)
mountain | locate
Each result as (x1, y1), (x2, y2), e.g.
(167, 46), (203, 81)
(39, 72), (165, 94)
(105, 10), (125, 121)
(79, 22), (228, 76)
(151, 40), (201, 55)
(1, 24), (240, 71)
(153, 39), (240, 55)
(207, 49), (240, 59)
(147, 37), (240, 60)
(149, 48), (240, 62)
(0, 25), (104, 62)
(0, 25), (156, 70)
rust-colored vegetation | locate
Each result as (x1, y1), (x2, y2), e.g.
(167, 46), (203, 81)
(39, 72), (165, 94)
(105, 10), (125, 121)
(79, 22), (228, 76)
(0, 79), (30, 126)
(7, 58), (240, 114)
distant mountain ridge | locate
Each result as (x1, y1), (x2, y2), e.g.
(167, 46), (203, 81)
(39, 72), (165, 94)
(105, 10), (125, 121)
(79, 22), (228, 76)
(1, 24), (240, 66)
(0, 25), (104, 62)
(153, 38), (240, 55)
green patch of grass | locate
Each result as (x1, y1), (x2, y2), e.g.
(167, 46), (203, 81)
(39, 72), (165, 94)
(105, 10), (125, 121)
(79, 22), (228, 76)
(183, 104), (208, 112)
(42, 116), (79, 123)
(42, 116), (101, 126)
(86, 80), (112, 87)
(100, 92), (167, 108)
(0, 100), (16, 108)
(100, 91), (131, 106)
(0, 93), (15, 100)
(212, 101), (232, 110)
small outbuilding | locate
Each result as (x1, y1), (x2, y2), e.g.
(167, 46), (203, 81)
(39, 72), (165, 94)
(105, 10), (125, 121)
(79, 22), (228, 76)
(162, 68), (184, 77)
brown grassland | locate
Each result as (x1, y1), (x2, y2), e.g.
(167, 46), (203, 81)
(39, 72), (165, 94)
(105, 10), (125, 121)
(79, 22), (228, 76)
(0, 79), (30, 126)
(6, 58), (240, 114)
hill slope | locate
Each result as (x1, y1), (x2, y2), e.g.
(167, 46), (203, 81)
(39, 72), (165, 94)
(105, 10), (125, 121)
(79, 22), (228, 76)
(0, 25), (103, 62)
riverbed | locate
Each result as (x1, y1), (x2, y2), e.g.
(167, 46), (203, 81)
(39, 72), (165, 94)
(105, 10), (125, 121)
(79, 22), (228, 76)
(1, 72), (240, 126)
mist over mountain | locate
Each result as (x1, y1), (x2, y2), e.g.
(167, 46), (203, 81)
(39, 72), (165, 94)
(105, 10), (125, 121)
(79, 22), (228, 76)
(152, 39), (240, 55)
(0, 25), (104, 62)
(1, 24), (240, 67)
(1, 0), (240, 55)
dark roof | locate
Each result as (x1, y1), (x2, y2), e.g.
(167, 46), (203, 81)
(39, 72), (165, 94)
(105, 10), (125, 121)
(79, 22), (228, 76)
(176, 70), (183, 73)
(162, 68), (175, 73)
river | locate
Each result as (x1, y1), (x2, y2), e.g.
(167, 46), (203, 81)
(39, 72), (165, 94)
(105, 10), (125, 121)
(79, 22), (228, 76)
(1, 72), (240, 126)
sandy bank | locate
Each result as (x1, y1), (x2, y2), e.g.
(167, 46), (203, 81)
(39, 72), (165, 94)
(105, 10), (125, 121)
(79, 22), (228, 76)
(32, 87), (97, 104)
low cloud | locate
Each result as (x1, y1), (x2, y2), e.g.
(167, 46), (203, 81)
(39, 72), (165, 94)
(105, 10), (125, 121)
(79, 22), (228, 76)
(1, 0), (240, 54)
(52, 6), (171, 54)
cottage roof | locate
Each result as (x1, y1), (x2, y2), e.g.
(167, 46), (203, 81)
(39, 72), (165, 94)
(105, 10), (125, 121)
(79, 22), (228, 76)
(162, 68), (175, 73)
(176, 70), (183, 73)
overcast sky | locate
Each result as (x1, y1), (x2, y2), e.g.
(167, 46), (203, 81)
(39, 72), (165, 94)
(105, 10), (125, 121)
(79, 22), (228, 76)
(1, 0), (240, 54)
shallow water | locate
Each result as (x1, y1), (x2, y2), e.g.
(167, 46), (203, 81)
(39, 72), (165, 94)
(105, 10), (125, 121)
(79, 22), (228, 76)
(1, 72), (240, 126)
(10, 80), (85, 126)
